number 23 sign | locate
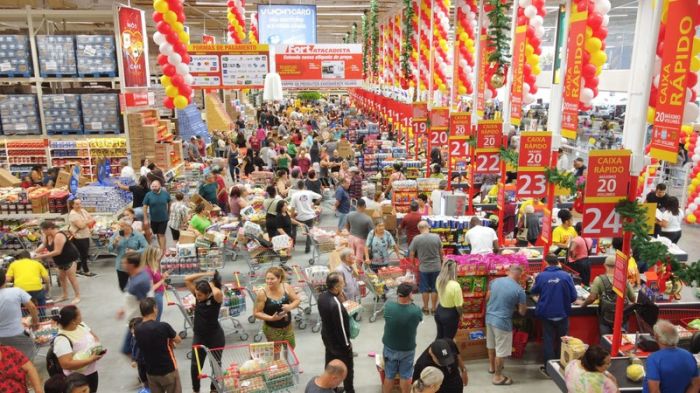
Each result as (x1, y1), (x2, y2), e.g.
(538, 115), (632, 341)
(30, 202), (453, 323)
(516, 132), (552, 198)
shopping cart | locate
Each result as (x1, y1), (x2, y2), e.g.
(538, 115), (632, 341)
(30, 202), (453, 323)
(166, 282), (249, 341)
(198, 247), (225, 271)
(243, 234), (292, 278)
(301, 265), (330, 333)
(194, 341), (300, 393)
(89, 228), (116, 262)
(19, 305), (61, 360)
(307, 226), (338, 266)
(361, 258), (416, 323)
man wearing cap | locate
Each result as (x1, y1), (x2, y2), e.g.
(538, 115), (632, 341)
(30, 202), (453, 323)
(485, 264), (527, 385)
(348, 166), (363, 202)
(409, 221), (444, 314)
(413, 339), (468, 392)
(346, 199), (374, 261)
(382, 283), (423, 393)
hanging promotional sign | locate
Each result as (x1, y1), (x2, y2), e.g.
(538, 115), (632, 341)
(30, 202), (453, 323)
(257, 5), (317, 44)
(413, 102), (428, 158)
(516, 131), (552, 198)
(428, 107), (449, 150)
(560, 3), (587, 140)
(581, 150), (631, 237)
(117, 5), (150, 88)
(448, 113), (471, 159)
(474, 120), (502, 174)
(275, 44), (363, 88)
(187, 44), (270, 89)
(649, 0), (698, 163)
(510, 24), (527, 126)
(449, 112), (472, 137)
(202, 34), (216, 44)
(476, 32), (488, 117)
(613, 250), (628, 298)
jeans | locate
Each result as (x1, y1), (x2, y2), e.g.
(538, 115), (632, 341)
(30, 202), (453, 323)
(570, 258), (591, 285)
(542, 318), (569, 367)
(154, 291), (164, 322)
(133, 207), (144, 221)
(27, 289), (46, 316)
(435, 305), (460, 340)
(325, 344), (354, 393)
(383, 347), (415, 380)
(337, 212), (349, 230)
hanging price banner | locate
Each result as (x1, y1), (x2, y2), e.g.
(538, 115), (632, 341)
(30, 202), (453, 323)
(581, 203), (623, 238)
(428, 108), (450, 172)
(583, 150), (631, 203)
(474, 120), (502, 174)
(516, 132), (552, 198)
(561, 3), (587, 140)
(510, 23), (527, 126)
(449, 112), (472, 137)
(649, 0), (698, 163)
(476, 33), (488, 117)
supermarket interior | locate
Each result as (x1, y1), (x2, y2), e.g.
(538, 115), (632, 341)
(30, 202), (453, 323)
(0, 0), (700, 392)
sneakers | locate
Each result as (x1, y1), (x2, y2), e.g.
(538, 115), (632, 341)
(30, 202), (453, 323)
(538, 366), (550, 378)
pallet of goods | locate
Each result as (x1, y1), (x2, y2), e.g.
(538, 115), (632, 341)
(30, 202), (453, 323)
(36, 35), (77, 77)
(0, 35), (32, 77)
(42, 94), (83, 135)
(75, 35), (116, 77)
(0, 95), (41, 135)
(80, 93), (120, 134)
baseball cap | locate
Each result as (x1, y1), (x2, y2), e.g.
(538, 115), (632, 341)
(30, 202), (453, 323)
(397, 283), (415, 297)
(430, 339), (455, 366)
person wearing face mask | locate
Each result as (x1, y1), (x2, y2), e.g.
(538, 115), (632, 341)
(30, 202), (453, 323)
(184, 271), (224, 393)
(318, 273), (354, 393)
(143, 180), (171, 253)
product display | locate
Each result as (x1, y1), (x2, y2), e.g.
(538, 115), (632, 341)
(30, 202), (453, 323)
(0, 35), (32, 77)
(80, 93), (120, 134)
(75, 35), (117, 77)
(42, 94), (82, 134)
(36, 35), (77, 76)
(0, 95), (40, 135)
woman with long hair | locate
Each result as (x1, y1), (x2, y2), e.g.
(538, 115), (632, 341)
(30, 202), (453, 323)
(435, 260), (463, 340)
(229, 185), (249, 220)
(659, 196), (683, 244)
(253, 267), (301, 347)
(241, 149), (256, 178)
(141, 246), (167, 321)
(185, 271), (224, 393)
(51, 305), (103, 392)
(34, 220), (81, 304)
(67, 198), (96, 277)
(564, 345), (618, 392)
(411, 366), (444, 393)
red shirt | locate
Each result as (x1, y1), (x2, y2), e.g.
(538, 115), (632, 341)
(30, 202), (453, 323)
(291, 133), (302, 146)
(298, 157), (311, 175)
(215, 175), (227, 204)
(0, 345), (29, 393)
(401, 211), (423, 246)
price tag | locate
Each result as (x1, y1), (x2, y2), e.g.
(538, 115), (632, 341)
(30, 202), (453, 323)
(45, 60), (57, 71)
(581, 204), (623, 238)
(91, 121), (102, 130)
(52, 95), (65, 104)
(0, 62), (11, 72)
(15, 123), (27, 131)
(83, 45), (97, 56)
(516, 172), (548, 197)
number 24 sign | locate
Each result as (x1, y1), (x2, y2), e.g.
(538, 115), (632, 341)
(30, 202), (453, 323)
(581, 204), (623, 237)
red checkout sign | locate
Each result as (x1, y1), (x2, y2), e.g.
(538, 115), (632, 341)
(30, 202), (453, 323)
(580, 150), (631, 237)
(516, 131), (552, 198)
(474, 120), (502, 174)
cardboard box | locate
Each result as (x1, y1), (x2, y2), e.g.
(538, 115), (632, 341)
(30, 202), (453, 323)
(0, 168), (20, 187)
(382, 213), (397, 231)
(54, 170), (71, 189)
(178, 230), (197, 244)
(455, 329), (488, 361)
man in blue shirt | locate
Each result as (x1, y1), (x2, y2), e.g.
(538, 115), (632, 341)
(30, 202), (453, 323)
(335, 177), (351, 231)
(643, 320), (700, 393)
(143, 179), (171, 253)
(116, 252), (153, 356)
(108, 219), (148, 291)
(530, 253), (577, 377)
(485, 264), (527, 385)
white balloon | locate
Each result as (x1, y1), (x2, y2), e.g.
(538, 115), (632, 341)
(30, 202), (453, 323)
(653, 75), (660, 87)
(602, 14), (609, 26)
(523, 82), (531, 94)
(524, 94), (535, 104)
(690, 203), (698, 212)
(535, 25), (545, 38)
(653, 58), (661, 75)
(460, 58), (468, 68)
(530, 15), (544, 28)
(153, 32), (166, 46)
(694, 196), (700, 205)
(159, 42), (173, 56)
(684, 102), (700, 124)
(687, 208), (694, 216)
(524, 5), (537, 18)
(595, 0), (611, 14)
(694, 155), (700, 164)
(580, 87), (594, 104)
(694, 145), (700, 154)
(485, 89), (493, 100)
(518, 0), (532, 7)
(167, 53), (182, 65)
(176, 63), (190, 75)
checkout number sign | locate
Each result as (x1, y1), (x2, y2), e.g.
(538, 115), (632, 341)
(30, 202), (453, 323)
(581, 150), (631, 238)
(448, 112), (471, 158)
(474, 120), (502, 174)
(516, 131), (552, 198)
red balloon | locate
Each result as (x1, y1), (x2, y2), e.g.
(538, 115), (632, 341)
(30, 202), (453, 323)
(530, 84), (538, 94)
(164, 97), (174, 110)
(152, 12), (163, 23)
(582, 50), (590, 64)
(162, 64), (176, 77)
(532, 0), (545, 10)
(656, 40), (664, 56)
(593, 26), (608, 40)
(526, 25), (535, 39)
(179, 85), (192, 98)
(168, 0), (182, 12)
(228, 25), (235, 32)
(591, 87), (599, 97)
(582, 63), (596, 79)
(517, 7), (524, 17)
(518, 16), (528, 26)
(176, 10), (186, 23)
(523, 62), (532, 74)
(166, 32), (179, 45)
(658, 24), (666, 40)
(649, 88), (658, 106)
(157, 21), (172, 35)
(688, 72), (698, 89)
(691, 90), (697, 103)
(173, 42), (187, 55)
(534, 46), (542, 56)
(181, 53), (190, 64)
(171, 74), (185, 88)
(530, 36), (541, 48)
(585, 76), (599, 89)
(157, 54), (169, 66)
(587, 12), (603, 30)
(227, 0), (235, 7)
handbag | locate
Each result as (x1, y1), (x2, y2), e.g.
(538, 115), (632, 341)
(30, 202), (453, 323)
(516, 215), (528, 242)
(349, 315), (360, 339)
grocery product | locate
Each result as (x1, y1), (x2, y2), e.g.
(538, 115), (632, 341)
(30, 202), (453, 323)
(36, 35), (77, 76)
(0, 94), (41, 135)
(74, 184), (131, 213)
(0, 35), (32, 77)
(80, 93), (120, 133)
(42, 94), (82, 134)
(75, 35), (116, 76)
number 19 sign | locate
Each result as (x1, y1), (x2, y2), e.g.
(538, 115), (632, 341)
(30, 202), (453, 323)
(516, 131), (552, 198)
(581, 150), (631, 237)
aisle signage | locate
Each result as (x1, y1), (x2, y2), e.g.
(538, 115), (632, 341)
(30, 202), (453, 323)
(649, 0), (698, 163)
(448, 113), (471, 159)
(117, 5), (150, 88)
(560, 2), (587, 140)
(413, 102), (428, 159)
(581, 150), (631, 237)
(613, 251), (628, 298)
(429, 107), (449, 149)
(257, 5), (317, 45)
(275, 44), (363, 88)
(187, 44), (270, 89)
(516, 131), (552, 198)
(474, 120), (502, 174)
(476, 33), (488, 117)
(510, 24), (527, 126)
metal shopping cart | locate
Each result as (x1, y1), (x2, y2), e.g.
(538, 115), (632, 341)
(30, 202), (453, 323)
(89, 228), (116, 262)
(301, 265), (330, 333)
(194, 341), (300, 393)
(307, 226), (338, 266)
(361, 258), (416, 323)
(18, 305), (61, 360)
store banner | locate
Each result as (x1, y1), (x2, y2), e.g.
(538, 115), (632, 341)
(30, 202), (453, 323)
(413, 102), (428, 158)
(560, 3), (587, 140)
(476, 33), (488, 117)
(428, 107), (449, 148)
(258, 5), (317, 45)
(474, 120), (502, 174)
(202, 34), (216, 44)
(650, 0), (698, 163)
(613, 251), (628, 298)
(581, 150), (631, 237)
(516, 131), (552, 198)
(510, 24), (527, 126)
(275, 44), (363, 88)
(449, 112), (472, 137)
(187, 44), (270, 90)
(117, 5), (150, 88)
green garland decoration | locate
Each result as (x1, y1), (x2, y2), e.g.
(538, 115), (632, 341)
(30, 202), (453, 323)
(486, 0), (512, 72)
(351, 22), (358, 43)
(400, 0), (414, 84)
(499, 147), (518, 168)
(543, 167), (582, 196)
(370, 0), (379, 78)
(362, 13), (369, 77)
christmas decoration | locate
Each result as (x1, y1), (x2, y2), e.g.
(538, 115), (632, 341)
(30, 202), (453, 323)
(227, 0), (246, 44)
(483, 0), (512, 100)
(248, 11), (258, 44)
(401, 0), (415, 89)
(393, 13), (401, 87)
(152, 0), (194, 110)
(362, 13), (369, 78)
(454, 0), (477, 97)
(490, 71), (505, 88)
(410, 0), (419, 89)
(351, 22), (358, 43)
(432, 0), (451, 102)
(370, 0), (379, 80)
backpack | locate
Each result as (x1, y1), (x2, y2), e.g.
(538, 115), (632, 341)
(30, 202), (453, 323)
(46, 334), (72, 377)
(598, 275), (625, 326)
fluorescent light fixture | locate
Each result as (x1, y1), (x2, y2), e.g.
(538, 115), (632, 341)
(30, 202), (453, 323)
(317, 13), (365, 16)
(318, 25), (353, 28)
(609, 14), (629, 18)
(193, 1), (227, 5)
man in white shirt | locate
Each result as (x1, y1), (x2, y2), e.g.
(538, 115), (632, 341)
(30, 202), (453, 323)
(430, 180), (448, 216)
(119, 159), (137, 181)
(290, 180), (322, 253)
(556, 148), (570, 172)
(465, 216), (499, 254)
(260, 142), (278, 170)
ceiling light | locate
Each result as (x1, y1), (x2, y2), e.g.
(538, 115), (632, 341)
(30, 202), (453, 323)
(318, 25), (353, 28)
(317, 13), (365, 16)
(193, 1), (227, 5)
(609, 14), (629, 18)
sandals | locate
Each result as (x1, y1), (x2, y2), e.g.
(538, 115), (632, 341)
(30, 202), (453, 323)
(492, 376), (513, 386)
(422, 308), (430, 315)
(488, 369), (495, 374)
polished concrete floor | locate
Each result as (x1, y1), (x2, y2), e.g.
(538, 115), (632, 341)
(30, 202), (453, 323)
(32, 212), (700, 393)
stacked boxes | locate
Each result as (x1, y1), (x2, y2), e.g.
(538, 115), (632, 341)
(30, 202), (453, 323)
(177, 104), (209, 142)
(42, 94), (82, 134)
(36, 35), (77, 76)
(80, 93), (120, 133)
(0, 35), (32, 77)
(0, 95), (41, 135)
(75, 35), (117, 76)
(127, 111), (159, 168)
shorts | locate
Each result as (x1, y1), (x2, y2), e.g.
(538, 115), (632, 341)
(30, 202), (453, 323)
(383, 347), (415, 380)
(56, 262), (74, 271)
(150, 221), (168, 235)
(419, 271), (439, 293)
(486, 324), (513, 358)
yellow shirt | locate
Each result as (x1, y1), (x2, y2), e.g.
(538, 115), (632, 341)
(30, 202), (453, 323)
(7, 258), (48, 292)
(439, 280), (464, 308)
(552, 225), (578, 247)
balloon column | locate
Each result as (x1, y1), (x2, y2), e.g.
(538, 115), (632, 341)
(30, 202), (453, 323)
(684, 126), (700, 224)
(410, 0), (419, 88)
(432, 0), (451, 99)
(418, 0), (432, 93)
(152, 0), (193, 110)
(455, 0), (477, 96)
(576, 0), (611, 109)
(249, 12), (258, 44)
(393, 14), (401, 88)
(518, 0), (546, 105)
(227, 0), (246, 44)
